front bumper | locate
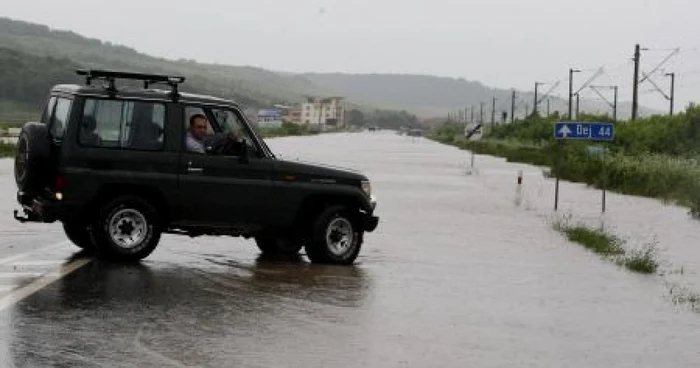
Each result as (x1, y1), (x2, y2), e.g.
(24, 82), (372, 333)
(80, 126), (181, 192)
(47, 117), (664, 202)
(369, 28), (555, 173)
(361, 195), (379, 232)
(362, 214), (379, 232)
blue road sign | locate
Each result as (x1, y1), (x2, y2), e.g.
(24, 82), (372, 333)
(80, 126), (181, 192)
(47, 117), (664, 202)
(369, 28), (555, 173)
(554, 122), (614, 141)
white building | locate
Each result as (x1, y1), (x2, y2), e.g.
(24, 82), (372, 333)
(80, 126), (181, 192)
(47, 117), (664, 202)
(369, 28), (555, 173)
(300, 96), (345, 127)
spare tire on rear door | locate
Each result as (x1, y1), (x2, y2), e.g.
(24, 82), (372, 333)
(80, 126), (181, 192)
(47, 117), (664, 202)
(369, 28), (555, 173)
(14, 122), (52, 194)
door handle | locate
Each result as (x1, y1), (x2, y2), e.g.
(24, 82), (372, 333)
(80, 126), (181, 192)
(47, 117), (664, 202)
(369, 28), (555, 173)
(187, 161), (203, 173)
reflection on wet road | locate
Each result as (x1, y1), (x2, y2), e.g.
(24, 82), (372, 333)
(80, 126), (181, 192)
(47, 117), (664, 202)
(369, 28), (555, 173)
(0, 131), (699, 367)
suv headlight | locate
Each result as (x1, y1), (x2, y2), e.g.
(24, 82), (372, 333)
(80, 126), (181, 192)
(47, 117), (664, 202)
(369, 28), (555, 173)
(361, 180), (371, 197)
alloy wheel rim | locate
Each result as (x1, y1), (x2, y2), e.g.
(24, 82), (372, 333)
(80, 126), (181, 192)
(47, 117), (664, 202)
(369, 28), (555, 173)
(108, 208), (148, 249)
(325, 217), (354, 256)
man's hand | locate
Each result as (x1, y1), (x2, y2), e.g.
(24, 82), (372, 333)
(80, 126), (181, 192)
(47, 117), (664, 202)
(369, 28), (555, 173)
(227, 131), (242, 142)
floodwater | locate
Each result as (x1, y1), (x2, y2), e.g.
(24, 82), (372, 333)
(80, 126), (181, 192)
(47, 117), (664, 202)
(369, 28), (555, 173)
(0, 131), (697, 367)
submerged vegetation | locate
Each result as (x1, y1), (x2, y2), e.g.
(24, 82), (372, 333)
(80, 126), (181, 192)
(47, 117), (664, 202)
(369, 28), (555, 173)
(553, 218), (659, 274)
(430, 105), (700, 217)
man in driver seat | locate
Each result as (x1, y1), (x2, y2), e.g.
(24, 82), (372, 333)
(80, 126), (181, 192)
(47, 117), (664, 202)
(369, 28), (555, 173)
(186, 113), (245, 155)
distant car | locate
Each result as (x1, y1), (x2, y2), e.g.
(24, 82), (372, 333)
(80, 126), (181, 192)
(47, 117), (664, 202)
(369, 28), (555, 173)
(13, 69), (379, 265)
(407, 129), (423, 137)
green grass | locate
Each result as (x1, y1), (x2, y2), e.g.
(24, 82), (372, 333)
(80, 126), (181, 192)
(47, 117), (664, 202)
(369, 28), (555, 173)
(553, 220), (659, 274)
(0, 100), (41, 126)
(0, 121), (28, 129)
(0, 142), (14, 157)
(619, 243), (659, 274)
(431, 106), (700, 218)
(431, 136), (700, 218)
(561, 225), (625, 256)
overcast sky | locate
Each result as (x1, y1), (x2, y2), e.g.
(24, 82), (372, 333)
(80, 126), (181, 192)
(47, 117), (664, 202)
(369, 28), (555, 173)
(2, 0), (699, 111)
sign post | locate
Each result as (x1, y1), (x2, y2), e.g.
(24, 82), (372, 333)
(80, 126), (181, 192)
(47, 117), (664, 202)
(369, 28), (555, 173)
(602, 145), (607, 213)
(553, 122), (615, 212)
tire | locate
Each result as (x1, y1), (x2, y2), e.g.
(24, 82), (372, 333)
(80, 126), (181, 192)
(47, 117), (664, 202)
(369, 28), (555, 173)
(14, 122), (52, 194)
(305, 205), (363, 265)
(63, 220), (94, 250)
(90, 195), (162, 262)
(254, 236), (303, 255)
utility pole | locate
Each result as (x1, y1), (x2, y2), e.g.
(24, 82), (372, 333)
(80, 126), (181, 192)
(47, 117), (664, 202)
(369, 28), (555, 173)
(479, 102), (484, 124)
(666, 72), (676, 116)
(547, 98), (550, 116)
(491, 96), (496, 128)
(613, 86), (618, 122)
(632, 43), (641, 121)
(471, 105), (475, 123)
(534, 82), (543, 116)
(576, 93), (580, 119)
(511, 90), (516, 124)
(568, 68), (580, 120)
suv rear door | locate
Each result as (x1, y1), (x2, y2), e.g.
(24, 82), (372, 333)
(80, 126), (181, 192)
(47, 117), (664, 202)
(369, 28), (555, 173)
(176, 104), (273, 230)
(62, 97), (180, 211)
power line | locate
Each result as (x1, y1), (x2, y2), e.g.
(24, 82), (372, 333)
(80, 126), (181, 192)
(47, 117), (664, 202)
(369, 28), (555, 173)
(575, 67), (605, 95)
(639, 48), (680, 84)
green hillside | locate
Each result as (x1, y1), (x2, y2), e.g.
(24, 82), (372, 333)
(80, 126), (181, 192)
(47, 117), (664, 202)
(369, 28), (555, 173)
(0, 17), (325, 111)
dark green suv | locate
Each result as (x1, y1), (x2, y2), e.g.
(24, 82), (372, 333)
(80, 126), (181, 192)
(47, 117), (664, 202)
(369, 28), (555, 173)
(13, 70), (379, 265)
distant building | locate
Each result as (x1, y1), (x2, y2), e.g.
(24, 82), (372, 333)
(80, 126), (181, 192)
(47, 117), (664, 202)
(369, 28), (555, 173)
(300, 96), (345, 127)
(285, 106), (302, 124)
(256, 108), (284, 128)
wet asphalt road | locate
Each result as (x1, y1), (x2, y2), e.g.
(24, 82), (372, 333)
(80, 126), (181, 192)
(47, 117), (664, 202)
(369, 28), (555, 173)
(0, 131), (699, 367)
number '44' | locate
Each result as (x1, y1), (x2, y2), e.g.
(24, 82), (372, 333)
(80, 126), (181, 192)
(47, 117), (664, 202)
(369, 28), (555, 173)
(599, 127), (611, 136)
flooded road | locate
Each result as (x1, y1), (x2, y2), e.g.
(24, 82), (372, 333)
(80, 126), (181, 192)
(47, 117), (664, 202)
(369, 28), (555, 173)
(0, 131), (698, 367)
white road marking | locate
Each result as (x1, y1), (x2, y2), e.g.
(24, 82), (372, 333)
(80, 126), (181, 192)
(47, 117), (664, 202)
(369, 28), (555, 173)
(0, 241), (70, 265)
(0, 258), (91, 312)
(0, 272), (46, 278)
(9, 260), (65, 267)
(0, 285), (16, 293)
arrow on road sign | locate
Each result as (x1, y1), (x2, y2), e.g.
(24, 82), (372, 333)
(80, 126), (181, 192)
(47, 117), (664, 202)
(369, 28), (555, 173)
(558, 125), (572, 138)
(554, 122), (614, 141)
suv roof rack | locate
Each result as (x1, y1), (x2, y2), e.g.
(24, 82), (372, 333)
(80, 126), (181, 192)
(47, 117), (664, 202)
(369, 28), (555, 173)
(75, 69), (186, 101)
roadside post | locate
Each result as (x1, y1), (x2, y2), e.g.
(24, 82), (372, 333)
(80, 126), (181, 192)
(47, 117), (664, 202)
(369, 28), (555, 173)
(464, 123), (482, 174)
(553, 122), (614, 212)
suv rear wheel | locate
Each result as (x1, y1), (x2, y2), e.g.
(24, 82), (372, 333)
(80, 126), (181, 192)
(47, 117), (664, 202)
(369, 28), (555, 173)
(62, 221), (94, 250)
(305, 205), (363, 265)
(90, 195), (162, 262)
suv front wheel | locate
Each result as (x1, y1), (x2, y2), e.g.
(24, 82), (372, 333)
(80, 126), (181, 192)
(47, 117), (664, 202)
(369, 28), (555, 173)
(90, 195), (162, 262)
(305, 205), (363, 265)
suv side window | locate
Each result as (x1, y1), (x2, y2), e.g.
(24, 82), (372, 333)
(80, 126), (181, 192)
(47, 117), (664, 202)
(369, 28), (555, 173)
(80, 98), (165, 150)
(50, 98), (72, 140)
(40, 97), (57, 126)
